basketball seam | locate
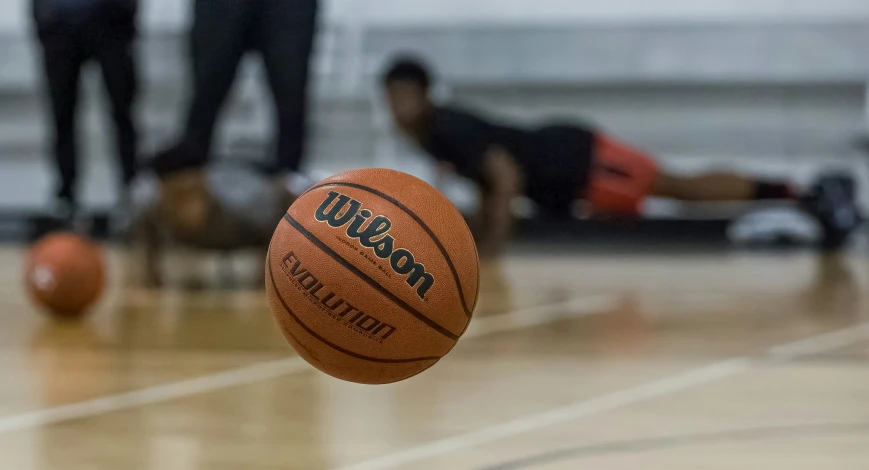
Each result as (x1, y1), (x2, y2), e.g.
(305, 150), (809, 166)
(282, 213), (462, 341)
(309, 181), (476, 319)
(267, 250), (444, 364)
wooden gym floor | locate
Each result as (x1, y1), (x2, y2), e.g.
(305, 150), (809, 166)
(0, 246), (866, 469)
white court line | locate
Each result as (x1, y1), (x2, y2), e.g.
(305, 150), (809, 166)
(768, 323), (869, 360)
(335, 322), (869, 470)
(0, 294), (616, 435)
(465, 294), (614, 338)
(0, 358), (310, 434)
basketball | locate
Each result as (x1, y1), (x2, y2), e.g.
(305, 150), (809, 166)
(25, 233), (106, 320)
(265, 168), (479, 384)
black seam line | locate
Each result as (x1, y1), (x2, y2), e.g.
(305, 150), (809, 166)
(310, 181), (474, 319)
(282, 213), (461, 341)
(268, 248), (443, 364)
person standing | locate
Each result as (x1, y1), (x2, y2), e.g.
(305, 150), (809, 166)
(161, 0), (319, 197)
(33, 0), (139, 222)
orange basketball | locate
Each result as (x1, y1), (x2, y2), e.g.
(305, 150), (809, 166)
(25, 233), (106, 320)
(265, 168), (479, 384)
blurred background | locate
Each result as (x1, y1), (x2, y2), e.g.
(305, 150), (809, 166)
(1, 0), (868, 240)
(0, 2), (868, 469)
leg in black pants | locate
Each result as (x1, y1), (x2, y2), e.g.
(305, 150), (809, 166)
(183, 0), (253, 156)
(91, 34), (139, 192)
(40, 33), (85, 205)
(255, 0), (319, 174)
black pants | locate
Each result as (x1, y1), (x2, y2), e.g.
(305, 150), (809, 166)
(39, 28), (138, 204)
(184, 0), (318, 174)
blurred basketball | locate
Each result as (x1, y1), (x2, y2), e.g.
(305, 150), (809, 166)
(265, 168), (479, 384)
(25, 233), (106, 320)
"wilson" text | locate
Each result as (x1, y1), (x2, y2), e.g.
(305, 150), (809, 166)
(315, 191), (434, 299)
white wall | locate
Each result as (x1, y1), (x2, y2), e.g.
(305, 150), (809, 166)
(0, 0), (27, 33)
(0, 0), (359, 33)
(3, 0), (869, 34)
(339, 0), (869, 24)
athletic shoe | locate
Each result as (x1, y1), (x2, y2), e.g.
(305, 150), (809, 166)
(802, 173), (863, 250)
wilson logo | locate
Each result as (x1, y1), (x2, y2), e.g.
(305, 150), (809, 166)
(282, 252), (397, 342)
(314, 191), (435, 299)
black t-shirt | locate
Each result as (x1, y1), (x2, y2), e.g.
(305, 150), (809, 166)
(420, 106), (596, 214)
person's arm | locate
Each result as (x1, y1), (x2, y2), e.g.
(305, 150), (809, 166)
(477, 146), (522, 259)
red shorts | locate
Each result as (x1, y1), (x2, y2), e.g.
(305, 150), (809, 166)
(584, 134), (659, 215)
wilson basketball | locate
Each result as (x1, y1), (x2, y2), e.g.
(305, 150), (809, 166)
(25, 233), (106, 320)
(265, 168), (479, 384)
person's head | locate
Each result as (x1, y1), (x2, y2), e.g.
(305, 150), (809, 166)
(381, 56), (433, 131)
(149, 142), (213, 233)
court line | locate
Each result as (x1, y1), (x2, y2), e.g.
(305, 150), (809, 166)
(465, 293), (615, 338)
(0, 293), (616, 435)
(0, 357), (310, 434)
(768, 323), (869, 360)
(480, 419), (869, 470)
(335, 322), (869, 470)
